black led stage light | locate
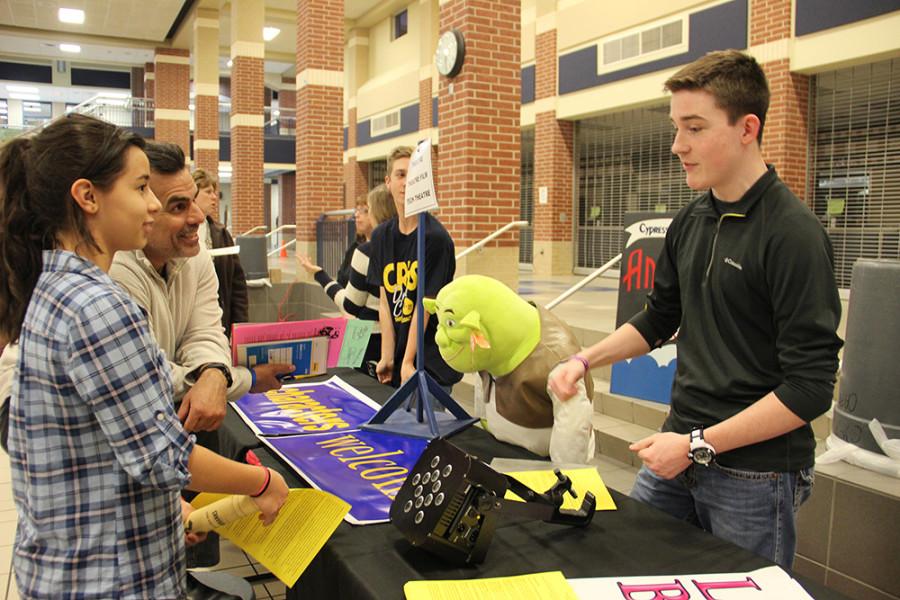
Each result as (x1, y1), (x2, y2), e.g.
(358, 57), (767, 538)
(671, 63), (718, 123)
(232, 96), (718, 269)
(390, 438), (596, 564)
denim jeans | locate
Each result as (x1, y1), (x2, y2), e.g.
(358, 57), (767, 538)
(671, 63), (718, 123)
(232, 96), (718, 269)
(630, 462), (814, 569)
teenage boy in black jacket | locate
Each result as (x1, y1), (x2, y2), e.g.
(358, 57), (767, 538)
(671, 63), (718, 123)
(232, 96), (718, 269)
(549, 50), (842, 569)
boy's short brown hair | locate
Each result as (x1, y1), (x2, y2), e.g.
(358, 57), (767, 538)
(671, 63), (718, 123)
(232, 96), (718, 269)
(665, 49), (770, 142)
(386, 146), (413, 177)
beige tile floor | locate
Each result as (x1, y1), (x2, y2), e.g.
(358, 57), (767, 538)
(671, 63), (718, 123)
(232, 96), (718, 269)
(0, 270), (631, 599)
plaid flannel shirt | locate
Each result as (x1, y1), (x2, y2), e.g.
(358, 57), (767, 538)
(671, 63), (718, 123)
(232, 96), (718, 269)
(9, 251), (194, 599)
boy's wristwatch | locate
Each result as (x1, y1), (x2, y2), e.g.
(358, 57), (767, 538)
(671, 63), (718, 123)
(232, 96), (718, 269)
(688, 427), (716, 466)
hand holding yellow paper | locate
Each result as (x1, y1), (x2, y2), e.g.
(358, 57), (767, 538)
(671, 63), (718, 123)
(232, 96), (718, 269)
(503, 467), (617, 511)
(191, 488), (349, 587)
(404, 571), (578, 600)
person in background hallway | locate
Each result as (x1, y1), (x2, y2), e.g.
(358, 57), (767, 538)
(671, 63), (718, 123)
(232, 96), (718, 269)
(549, 50), (842, 569)
(193, 168), (249, 338)
(367, 146), (462, 392)
(0, 114), (288, 598)
(298, 185), (397, 375)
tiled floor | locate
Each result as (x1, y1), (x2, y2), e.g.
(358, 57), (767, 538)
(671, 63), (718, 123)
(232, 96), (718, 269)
(0, 268), (632, 599)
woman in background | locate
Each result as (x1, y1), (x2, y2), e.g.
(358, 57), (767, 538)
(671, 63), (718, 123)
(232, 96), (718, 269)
(193, 168), (248, 337)
(0, 114), (287, 598)
(298, 185), (397, 373)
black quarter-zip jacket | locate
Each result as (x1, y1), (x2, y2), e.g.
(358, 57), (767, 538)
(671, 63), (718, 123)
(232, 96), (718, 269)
(630, 167), (843, 472)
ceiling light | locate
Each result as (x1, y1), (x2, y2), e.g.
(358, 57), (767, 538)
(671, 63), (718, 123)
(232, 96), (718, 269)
(9, 93), (41, 101)
(59, 44), (82, 53)
(263, 27), (281, 41)
(7, 85), (40, 94)
(58, 8), (85, 24)
(226, 59), (233, 68)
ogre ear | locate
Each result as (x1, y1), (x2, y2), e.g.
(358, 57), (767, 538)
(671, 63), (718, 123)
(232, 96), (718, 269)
(459, 311), (490, 350)
(423, 297), (437, 314)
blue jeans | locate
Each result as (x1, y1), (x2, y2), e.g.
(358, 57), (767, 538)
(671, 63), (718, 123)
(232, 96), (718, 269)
(630, 462), (814, 569)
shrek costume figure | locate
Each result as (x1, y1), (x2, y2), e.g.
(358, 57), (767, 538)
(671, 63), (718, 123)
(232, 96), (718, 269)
(424, 275), (595, 463)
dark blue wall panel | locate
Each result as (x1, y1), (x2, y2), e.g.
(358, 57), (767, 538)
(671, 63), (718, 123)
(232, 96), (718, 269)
(559, 0), (746, 96)
(522, 64), (536, 104)
(71, 68), (130, 89)
(0, 61), (52, 84)
(796, 0), (900, 36)
(344, 126), (349, 151)
(212, 135), (295, 164)
(356, 102), (419, 146)
(432, 96), (438, 128)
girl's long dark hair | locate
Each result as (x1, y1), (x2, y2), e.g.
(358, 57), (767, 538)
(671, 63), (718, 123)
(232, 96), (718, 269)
(0, 114), (145, 344)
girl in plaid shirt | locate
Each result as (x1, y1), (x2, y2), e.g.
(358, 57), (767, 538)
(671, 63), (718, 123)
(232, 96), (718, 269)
(0, 114), (288, 598)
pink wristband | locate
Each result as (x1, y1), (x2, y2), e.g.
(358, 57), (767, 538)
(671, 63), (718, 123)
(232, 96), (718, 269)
(250, 467), (271, 498)
(570, 354), (590, 373)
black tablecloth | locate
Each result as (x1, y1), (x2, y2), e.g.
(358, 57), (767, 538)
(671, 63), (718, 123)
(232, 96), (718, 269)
(220, 369), (846, 600)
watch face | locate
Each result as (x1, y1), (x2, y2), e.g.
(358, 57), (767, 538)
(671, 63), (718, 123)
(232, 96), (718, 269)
(692, 447), (714, 465)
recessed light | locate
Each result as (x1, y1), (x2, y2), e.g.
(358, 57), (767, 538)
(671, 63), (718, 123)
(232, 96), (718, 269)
(58, 8), (85, 24)
(9, 93), (41, 101)
(60, 44), (82, 53)
(7, 85), (40, 94)
(263, 27), (280, 42)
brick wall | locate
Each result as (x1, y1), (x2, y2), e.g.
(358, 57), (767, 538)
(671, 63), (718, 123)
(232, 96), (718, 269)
(534, 112), (573, 242)
(153, 48), (190, 153)
(750, 0), (791, 45)
(194, 94), (219, 174)
(751, 0), (810, 202)
(533, 26), (573, 243)
(295, 0), (345, 243)
(144, 62), (155, 102)
(437, 0), (521, 249)
(231, 54), (265, 234)
(418, 77), (432, 131)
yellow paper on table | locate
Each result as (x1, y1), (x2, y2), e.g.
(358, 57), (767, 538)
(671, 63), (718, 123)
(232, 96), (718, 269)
(191, 488), (349, 587)
(503, 467), (617, 511)
(404, 571), (577, 600)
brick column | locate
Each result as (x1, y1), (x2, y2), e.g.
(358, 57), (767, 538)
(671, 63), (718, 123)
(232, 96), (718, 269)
(532, 2), (573, 275)
(295, 0), (345, 275)
(438, 0), (521, 290)
(193, 8), (220, 175)
(751, 0), (810, 201)
(344, 29), (368, 208)
(144, 62), (155, 102)
(153, 48), (190, 153)
(230, 0), (266, 235)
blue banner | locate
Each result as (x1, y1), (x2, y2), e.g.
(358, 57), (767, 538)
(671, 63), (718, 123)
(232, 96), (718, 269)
(263, 429), (428, 525)
(232, 376), (381, 436)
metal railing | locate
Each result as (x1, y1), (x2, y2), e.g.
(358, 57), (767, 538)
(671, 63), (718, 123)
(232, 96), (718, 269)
(455, 220), (529, 261)
(266, 225), (298, 257)
(71, 95), (154, 129)
(546, 254), (622, 310)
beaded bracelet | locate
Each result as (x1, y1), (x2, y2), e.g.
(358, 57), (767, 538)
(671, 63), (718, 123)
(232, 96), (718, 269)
(250, 467), (271, 498)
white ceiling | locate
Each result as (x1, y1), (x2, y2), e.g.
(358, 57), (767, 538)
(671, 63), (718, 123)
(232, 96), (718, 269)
(0, 0), (187, 42)
(0, 0), (401, 105)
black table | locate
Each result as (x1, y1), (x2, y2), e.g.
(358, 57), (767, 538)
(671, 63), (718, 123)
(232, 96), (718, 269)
(220, 369), (846, 600)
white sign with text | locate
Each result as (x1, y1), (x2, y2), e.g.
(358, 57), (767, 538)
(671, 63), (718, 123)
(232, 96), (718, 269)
(404, 139), (439, 217)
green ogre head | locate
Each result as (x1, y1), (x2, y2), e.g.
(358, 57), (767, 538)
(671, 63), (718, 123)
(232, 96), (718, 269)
(424, 275), (540, 377)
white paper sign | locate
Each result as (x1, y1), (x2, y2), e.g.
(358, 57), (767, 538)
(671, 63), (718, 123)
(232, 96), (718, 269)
(404, 139), (439, 217)
(568, 566), (814, 599)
